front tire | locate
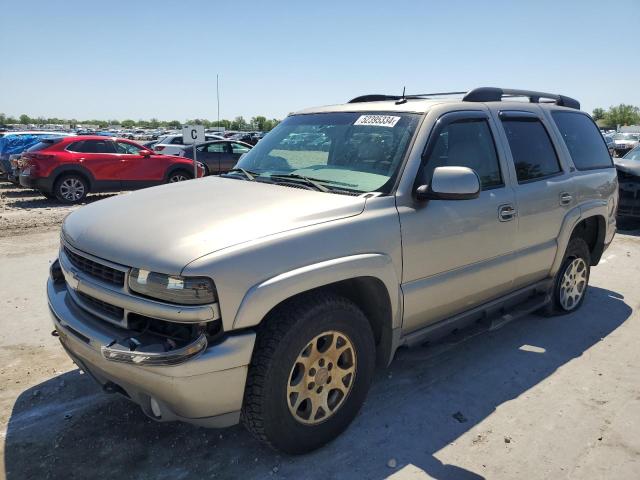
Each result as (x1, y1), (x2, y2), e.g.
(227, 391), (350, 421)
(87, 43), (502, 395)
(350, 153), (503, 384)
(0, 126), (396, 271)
(54, 174), (88, 204)
(167, 169), (193, 183)
(242, 292), (375, 454)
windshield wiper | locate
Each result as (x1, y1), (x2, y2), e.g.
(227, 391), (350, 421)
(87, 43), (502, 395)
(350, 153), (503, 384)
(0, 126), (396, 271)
(223, 168), (258, 181)
(270, 173), (329, 192)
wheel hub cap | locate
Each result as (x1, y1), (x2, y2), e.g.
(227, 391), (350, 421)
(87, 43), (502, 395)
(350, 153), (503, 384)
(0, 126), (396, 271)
(559, 257), (587, 311)
(60, 179), (84, 201)
(286, 330), (356, 425)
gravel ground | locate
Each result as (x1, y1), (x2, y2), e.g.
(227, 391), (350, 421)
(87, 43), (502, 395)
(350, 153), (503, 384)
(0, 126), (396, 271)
(0, 189), (639, 479)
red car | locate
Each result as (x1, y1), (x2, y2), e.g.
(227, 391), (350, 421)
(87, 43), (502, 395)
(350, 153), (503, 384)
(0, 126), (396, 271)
(19, 136), (204, 203)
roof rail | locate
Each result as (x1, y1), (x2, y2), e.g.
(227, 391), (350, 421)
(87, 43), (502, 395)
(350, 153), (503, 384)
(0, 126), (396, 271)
(463, 87), (580, 110)
(348, 91), (467, 104)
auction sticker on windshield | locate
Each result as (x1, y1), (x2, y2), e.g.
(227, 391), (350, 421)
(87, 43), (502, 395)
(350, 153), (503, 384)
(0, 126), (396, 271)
(354, 115), (401, 128)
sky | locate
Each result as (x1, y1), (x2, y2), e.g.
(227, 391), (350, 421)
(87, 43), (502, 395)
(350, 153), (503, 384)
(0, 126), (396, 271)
(1, 0), (638, 122)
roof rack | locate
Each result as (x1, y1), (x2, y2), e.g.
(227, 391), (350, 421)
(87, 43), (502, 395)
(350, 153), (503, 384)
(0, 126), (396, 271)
(347, 88), (580, 110)
(348, 91), (466, 104)
(463, 87), (580, 110)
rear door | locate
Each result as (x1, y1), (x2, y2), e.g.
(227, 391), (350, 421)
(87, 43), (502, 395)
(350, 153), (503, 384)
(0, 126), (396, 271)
(66, 139), (120, 188)
(197, 142), (229, 174)
(493, 109), (576, 288)
(229, 142), (251, 170)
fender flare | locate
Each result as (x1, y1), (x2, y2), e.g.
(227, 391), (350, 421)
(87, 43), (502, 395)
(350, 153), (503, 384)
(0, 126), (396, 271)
(231, 253), (402, 331)
(550, 200), (608, 277)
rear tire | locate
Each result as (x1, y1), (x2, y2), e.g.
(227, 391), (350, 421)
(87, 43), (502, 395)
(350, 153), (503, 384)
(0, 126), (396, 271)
(242, 292), (375, 454)
(54, 174), (88, 204)
(539, 237), (591, 317)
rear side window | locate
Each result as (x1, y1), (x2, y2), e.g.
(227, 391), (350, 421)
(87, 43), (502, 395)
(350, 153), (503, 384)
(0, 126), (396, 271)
(501, 117), (561, 182)
(67, 140), (116, 153)
(421, 118), (503, 189)
(205, 142), (228, 153)
(170, 137), (184, 145)
(551, 112), (613, 170)
(231, 142), (251, 154)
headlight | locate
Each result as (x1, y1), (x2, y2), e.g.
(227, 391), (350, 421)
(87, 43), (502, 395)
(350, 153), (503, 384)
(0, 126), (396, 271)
(128, 269), (217, 305)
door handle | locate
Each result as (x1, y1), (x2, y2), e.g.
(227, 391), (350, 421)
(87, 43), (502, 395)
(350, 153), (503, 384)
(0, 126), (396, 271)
(560, 192), (572, 205)
(498, 204), (517, 222)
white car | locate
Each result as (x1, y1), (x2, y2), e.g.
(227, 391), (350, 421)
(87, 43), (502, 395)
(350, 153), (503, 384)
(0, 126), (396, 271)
(153, 133), (223, 155)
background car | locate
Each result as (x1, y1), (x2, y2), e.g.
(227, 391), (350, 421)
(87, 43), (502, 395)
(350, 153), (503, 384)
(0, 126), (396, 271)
(612, 132), (640, 157)
(614, 145), (640, 223)
(603, 134), (615, 157)
(19, 136), (204, 203)
(178, 140), (252, 175)
(153, 133), (223, 155)
(0, 131), (73, 181)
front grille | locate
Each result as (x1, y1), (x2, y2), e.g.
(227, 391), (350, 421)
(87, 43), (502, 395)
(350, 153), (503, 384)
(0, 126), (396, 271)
(64, 247), (125, 287)
(77, 291), (124, 320)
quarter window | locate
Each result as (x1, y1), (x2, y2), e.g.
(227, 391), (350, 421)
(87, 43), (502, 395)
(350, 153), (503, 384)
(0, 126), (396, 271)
(551, 112), (613, 170)
(421, 118), (503, 189)
(501, 117), (561, 182)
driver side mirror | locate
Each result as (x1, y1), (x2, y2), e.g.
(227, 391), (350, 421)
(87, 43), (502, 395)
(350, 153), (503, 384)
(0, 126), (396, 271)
(415, 166), (481, 201)
(140, 150), (152, 157)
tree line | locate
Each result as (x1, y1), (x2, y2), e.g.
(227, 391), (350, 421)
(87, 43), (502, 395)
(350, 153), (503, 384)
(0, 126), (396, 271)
(592, 104), (640, 128)
(0, 113), (281, 132)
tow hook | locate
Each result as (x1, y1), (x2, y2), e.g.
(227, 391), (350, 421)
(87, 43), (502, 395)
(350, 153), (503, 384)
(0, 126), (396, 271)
(51, 329), (59, 337)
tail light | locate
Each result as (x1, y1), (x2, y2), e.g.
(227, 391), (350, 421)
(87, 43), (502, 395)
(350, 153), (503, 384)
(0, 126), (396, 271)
(155, 145), (165, 151)
(24, 153), (54, 177)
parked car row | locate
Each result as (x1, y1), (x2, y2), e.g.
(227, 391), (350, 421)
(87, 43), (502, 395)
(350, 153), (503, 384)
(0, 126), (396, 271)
(8, 136), (206, 203)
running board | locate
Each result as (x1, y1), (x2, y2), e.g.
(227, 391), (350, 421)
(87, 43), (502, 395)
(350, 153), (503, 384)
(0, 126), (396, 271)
(401, 279), (553, 348)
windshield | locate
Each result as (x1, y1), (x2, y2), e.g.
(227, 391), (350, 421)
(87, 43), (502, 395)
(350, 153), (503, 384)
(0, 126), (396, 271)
(623, 146), (640, 161)
(234, 112), (421, 194)
(614, 133), (640, 141)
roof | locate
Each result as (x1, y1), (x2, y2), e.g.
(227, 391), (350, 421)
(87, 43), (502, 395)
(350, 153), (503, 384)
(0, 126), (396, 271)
(293, 87), (582, 116)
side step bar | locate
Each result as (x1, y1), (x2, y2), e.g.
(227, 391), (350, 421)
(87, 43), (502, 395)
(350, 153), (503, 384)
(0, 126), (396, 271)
(401, 279), (553, 348)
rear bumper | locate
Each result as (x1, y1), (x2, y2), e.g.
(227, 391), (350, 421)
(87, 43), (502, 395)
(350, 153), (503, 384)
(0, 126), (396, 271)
(19, 174), (53, 192)
(48, 278), (256, 428)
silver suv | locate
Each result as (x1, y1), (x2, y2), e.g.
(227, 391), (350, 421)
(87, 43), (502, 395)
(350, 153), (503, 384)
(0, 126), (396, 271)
(48, 87), (618, 454)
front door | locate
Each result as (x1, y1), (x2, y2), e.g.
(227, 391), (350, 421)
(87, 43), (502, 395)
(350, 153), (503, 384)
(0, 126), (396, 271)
(114, 141), (165, 187)
(398, 111), (518, 333)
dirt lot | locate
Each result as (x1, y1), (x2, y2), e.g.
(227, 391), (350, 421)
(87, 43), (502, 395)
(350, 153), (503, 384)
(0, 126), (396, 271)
(1, 186), (640, 479)
(0, 182), (120, 238)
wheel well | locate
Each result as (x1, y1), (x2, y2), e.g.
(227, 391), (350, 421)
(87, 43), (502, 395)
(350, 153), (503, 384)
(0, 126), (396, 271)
(571, 215), (605, 265)
(166, 166), (193, 180)
(262, 277), (394, 367)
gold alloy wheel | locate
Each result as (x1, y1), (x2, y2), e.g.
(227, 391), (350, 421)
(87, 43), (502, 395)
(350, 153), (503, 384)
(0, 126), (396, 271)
(286, 330), (357, 425)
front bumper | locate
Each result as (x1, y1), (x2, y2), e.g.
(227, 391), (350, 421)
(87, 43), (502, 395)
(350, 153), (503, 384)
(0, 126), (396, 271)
(48, 277), (256, 427)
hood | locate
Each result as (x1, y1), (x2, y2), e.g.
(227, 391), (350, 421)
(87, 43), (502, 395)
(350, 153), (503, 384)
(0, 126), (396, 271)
(614, 158), (640, 177)
(614, 139), (638, 146)
(62, 177), (366, 273)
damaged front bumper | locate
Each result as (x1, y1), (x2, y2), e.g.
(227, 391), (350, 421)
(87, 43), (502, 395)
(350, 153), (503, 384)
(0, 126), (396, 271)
(48, 277), (256, 428)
